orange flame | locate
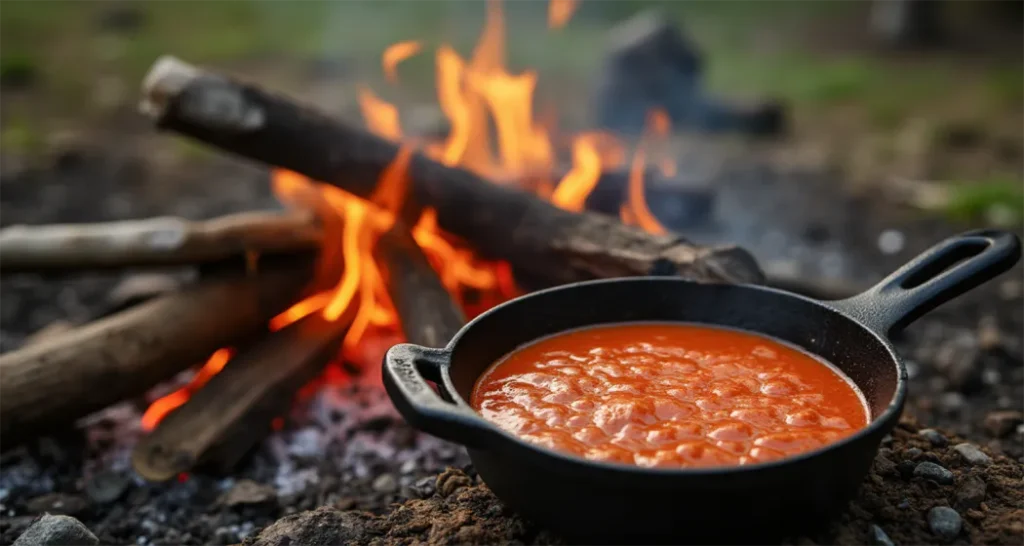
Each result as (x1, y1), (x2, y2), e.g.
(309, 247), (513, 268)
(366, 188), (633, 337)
(548, 0), (579, 29)
(140, 348), (234, 430)
(142, 0), (675, 432)
(382, 40), (421, 83)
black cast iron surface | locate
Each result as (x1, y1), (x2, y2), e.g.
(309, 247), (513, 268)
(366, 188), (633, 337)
(384, 230), (1021, 543)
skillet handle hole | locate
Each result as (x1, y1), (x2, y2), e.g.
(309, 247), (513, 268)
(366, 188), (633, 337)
(898, 240), (988, 289)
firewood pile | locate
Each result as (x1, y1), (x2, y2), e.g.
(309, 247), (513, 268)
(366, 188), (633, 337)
(0, 55), (764, 485)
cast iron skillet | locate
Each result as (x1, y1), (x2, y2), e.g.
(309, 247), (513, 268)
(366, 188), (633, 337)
(383, 229), (1020, 544)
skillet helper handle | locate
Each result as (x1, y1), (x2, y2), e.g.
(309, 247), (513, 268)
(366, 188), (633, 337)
(832, 229), (1021, 336)
(383, 343), (493, 449)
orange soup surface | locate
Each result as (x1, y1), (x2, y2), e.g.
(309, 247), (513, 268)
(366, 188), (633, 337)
(471, 323), (868, 468)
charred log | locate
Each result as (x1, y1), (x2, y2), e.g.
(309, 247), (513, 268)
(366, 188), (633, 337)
(374, 224), (466, 348)
(0, 259), (316, 445)
(0, 211), (321, 274)
(140, 56), (763, 286)
(131, 310), (354, 482)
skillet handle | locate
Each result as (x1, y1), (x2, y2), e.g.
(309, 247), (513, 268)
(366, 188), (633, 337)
(831, 229), (1021, 336)
(382, 343), (495, 450)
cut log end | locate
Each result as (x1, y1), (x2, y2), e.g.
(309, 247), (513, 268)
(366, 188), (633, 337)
(140, 55), (200, 119)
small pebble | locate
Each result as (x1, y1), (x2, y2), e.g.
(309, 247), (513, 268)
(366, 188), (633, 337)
(217, 480), (277, 507)
(898, 498), (911, 509)
(927, 506), (963, 540)
(881, 434), (893, 446)
(953, 443), (992, 465)
(877, 230), (905, 255)
(954, 475), (987, 511)
(913, 461), (954, 485)
(870, 523), (895, 546)
(976, 315), (1002, 351)
(12, 514), (99, 546)
(918, 428), (948, 447)
(409, 476), (436, 498)
(85, 470), (131, 504)
(25, 493), (90, 516)
(372, 474), (398, 494)
(906, 447), (923, 458)
(984, 410), (1023, 438)
(897, 460), (917, 479)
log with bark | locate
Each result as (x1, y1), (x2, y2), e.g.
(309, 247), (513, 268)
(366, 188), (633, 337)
(140, 56), (763, 287)
(131, 309), (355, 482)
(374, 223), (466, 348)
(0, 258), (316, 445)
(0, 210), (321, 273)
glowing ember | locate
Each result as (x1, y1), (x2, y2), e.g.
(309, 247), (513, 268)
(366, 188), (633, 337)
(143, 0), (676, 431)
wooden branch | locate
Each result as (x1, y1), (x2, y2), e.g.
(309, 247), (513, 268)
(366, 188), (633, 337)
(131, 310), (354, 482)
(0, 259), (316, 445)
(374, 224), (466, 348)
(0, 210), (321, 274)
(141, 56), (763, 286)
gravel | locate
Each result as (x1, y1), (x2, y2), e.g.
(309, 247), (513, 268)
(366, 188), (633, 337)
(927, 506), (963, 541)
(953, 443), (993, 466)
(913, 461), (954, 485)
(953, 475), (987, 511)
(918, 428), (948, 447)
(869, 523), (895, 546)
(12, 515), (99, 546)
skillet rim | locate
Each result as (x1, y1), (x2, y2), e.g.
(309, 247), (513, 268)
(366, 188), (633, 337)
(436, 276), (910, 477)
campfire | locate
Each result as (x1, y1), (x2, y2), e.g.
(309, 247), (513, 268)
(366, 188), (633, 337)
(0, 0), (762, 482)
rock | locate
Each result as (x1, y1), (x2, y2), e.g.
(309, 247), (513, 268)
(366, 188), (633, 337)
(591, 9), (785, 137)
(954, 475), (987, 511)
(918, 428), (948, 447)
(927, 506), (963, 540)
(906, 447), (923, 459)
(84, 470), (131, 504)
(870, 523), (895, 546)
(937, 392), (966, 412)
(12, 514), (99, 546)
(897, 460), (918, 479)
(25, 493), (90, 516)
(217, 480), (277, 508)
(877, 229), (905, 255)
(409, 476), (436, 498)
(371, 474), (398, 494)
(984, 410), (1023, 437)
(870, 0), (946, 47)
(977, 315), (1002, 351)
(913, 462), (954, 485)
(953, 443), (992, 466)
(934, 333), (983, 393)
(249, 506), (376, 546)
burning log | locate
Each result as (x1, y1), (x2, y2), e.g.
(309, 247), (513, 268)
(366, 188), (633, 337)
(131, 310), (354, 482)
(140, 56), (764, 286)
(0, 210), (321, 274)
(375, 224), (466, 347)
(0, 260), (315, 444)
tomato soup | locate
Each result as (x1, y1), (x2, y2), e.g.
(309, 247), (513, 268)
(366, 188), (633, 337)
(471, 323), (868, 468)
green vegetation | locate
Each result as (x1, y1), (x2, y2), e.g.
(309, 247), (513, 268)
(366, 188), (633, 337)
(944, 176), (1024, 227)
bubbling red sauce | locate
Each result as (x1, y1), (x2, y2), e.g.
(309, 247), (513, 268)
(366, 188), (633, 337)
(471, 323), (869, 468)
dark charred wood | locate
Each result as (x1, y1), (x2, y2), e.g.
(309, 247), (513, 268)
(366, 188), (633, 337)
(374, 224), (465, 348)
(141, 56), (764, 286)
(0, 211), (321, 274)
(0, 259), (316, 445)
(131, 311), (354, 482)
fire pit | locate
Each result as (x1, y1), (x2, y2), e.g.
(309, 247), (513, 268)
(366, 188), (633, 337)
(1, 1), (1022, 545)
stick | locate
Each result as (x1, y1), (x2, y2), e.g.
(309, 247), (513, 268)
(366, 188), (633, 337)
(140, 56), (763, 286)
(131, 311), (354, 482)
(374, 224), (466, 347)
(0, 210), (321, 273)
(0, 259), (315, 444)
